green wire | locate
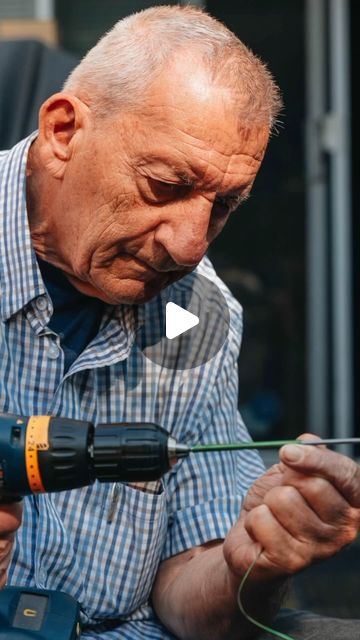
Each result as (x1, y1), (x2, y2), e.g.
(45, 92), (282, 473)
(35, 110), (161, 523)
(191, 439), (299, 452)
(237, 548), (296, 640)
(191, 437), (360, 452)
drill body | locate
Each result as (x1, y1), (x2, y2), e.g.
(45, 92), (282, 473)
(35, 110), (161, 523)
(0, 413), (189, 499)
(0, 413), (190, 637)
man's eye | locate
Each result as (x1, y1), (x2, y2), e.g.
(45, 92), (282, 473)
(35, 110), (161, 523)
(147, 178), (187, 201)
(213, 195), (243, 215)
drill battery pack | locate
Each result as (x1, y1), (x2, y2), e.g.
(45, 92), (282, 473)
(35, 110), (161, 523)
(0, 587), (81, 639)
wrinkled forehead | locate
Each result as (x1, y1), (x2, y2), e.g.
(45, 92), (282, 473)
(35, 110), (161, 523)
(98, 63), (270, 194)
(131, 95), (269, 193)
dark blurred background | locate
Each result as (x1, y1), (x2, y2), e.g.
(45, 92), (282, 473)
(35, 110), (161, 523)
(0, 0), (358, 620)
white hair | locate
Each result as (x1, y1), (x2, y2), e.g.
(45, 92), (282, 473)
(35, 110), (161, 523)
(63, 5), (282, 131)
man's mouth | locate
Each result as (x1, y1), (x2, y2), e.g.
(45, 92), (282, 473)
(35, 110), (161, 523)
(133, 254), (195, 275)
(120, 252), (185, 275)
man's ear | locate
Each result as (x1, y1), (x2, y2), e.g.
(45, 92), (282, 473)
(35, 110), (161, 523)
(37, 93), (92, 179)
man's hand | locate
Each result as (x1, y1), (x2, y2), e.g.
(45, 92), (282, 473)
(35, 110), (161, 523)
(153, 436), (360, 640)
(0, 501), (22, 589)
(223, 434), (360, 582)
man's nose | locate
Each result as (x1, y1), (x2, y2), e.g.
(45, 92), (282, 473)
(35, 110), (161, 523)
(154, 198), (212, 268)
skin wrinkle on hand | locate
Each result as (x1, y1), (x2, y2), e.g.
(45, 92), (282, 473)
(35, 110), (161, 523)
(210, 436), (360, 637)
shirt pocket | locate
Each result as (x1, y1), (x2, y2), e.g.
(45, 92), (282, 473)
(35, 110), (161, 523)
(90, 481), (168, 618)
(32, 481), (168, 623)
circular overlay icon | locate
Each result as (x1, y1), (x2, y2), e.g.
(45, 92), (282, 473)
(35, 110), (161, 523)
(135, 271), (230, 370)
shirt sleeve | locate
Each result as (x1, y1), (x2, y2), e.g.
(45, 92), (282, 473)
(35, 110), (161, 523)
(160, 315), (266, 561)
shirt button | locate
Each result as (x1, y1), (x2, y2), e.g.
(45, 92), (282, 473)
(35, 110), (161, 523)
(36, 296), (48, 311)
(47, 343), (60, 359)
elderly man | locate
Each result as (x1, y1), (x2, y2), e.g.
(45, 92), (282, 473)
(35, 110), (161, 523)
(0, 5), (359, 640)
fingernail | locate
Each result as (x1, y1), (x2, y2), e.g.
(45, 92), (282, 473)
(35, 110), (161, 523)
(282, 445), (302, 462)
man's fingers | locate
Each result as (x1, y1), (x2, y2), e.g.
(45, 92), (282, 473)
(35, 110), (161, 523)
(279, 440), (360, 507)
(0, 502), (21, 591)
(0, 538), (14, 569)
(264, 485), (336, 543)
(0, 501), (22, 534)
(278, 434), (326, 474)
(227, 434), (360, 583)
(297, 433), (326, 447)
(242, 463), (284, 513)
(244, 504), (314, 575)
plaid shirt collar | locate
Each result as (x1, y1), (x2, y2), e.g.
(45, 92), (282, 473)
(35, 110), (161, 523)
(0, 132), (46, 321)
(0, 134), (143, 370)
(0, 133), (138, 345)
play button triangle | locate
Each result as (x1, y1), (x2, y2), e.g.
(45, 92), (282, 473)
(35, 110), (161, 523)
(165, 302), (199, 340)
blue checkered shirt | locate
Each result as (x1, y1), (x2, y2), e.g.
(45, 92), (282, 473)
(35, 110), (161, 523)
(0, 134), (265, 639)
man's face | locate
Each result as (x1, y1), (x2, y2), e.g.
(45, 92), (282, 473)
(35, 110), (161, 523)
(40, 67), (269, 304)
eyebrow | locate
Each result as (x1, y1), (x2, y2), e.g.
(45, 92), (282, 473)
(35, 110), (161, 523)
(171, 169), (197, 187)
(138, 156), (202, 183)
(227, 192), (250, 205)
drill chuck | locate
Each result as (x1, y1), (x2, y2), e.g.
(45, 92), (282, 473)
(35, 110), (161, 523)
(93, 423), (179, 482)
(0, 413), (190, 498)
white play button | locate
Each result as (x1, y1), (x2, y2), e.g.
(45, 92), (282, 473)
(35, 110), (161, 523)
(166, 302), (199, 340)
(136, 272), (230, 369)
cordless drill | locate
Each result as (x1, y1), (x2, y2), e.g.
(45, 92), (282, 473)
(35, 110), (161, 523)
(0, 413), (190, 499)
(0, 412), (190, 638)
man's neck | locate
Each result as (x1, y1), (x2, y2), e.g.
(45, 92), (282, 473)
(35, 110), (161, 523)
(26, 139), (63, 269)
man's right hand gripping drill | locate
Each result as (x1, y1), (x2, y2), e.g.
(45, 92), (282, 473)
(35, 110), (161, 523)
(0, 501), (22, 588)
